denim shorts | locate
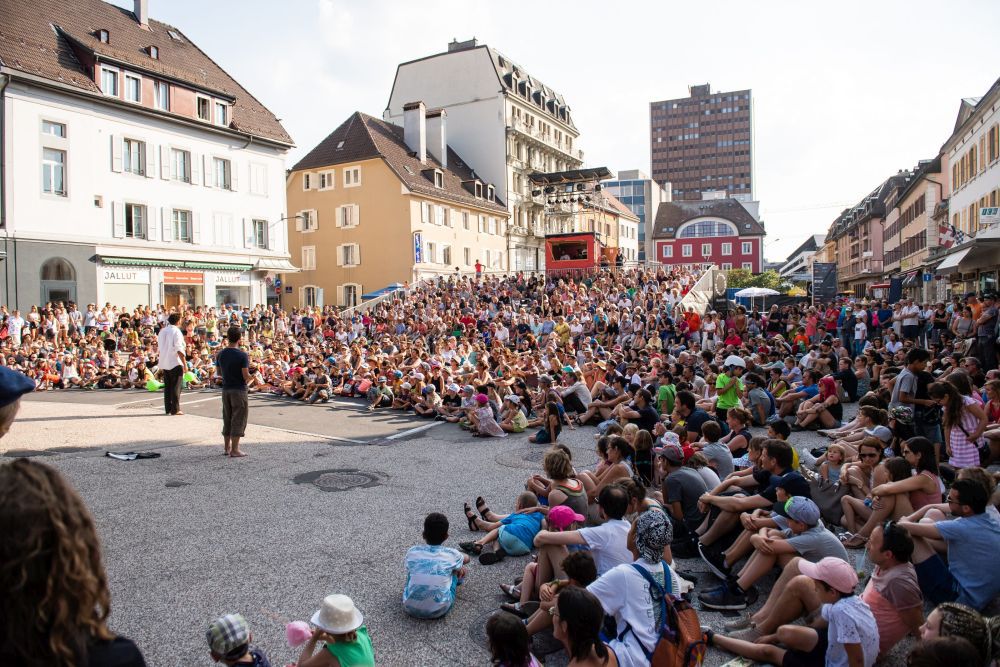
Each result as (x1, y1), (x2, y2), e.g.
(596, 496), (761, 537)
(497, 527), (532, 556)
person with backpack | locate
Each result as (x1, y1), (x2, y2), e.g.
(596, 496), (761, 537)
(587, 510), (703, 667)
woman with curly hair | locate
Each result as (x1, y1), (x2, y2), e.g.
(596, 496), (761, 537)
(0, 459), (146, 666)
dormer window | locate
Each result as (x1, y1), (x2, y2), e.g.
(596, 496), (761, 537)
(434, 170), (444, 189)
(167, 30), (183, 42)
(214, 101), (228, 126)
(148, 45), (158, 59)
(487, 185), (495, 201)
(97, 29), (109, 43)
(475, 182), (483, 198)
(196, 96), (211, 122)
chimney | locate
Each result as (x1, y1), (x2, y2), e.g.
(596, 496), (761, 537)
(403, 101), (426, 164)
(134, 0), (149, 29)
(425, 108), (447, 169)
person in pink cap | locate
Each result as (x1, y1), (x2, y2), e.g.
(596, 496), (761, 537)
(705, 556), (880, 667)
(469, 393), (506, 438)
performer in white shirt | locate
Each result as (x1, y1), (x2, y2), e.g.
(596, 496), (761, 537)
(156, 312), (187, 415)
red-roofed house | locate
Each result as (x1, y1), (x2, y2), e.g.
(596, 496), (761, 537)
(651, 199), (765, 272)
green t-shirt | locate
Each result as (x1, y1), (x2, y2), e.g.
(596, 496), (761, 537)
(715, 373), (744, 409)
(657, 383), (676, 415)
(325, 625), (375, 666)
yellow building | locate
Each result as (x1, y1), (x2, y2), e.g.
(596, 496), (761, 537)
(282, 104), (509, 308)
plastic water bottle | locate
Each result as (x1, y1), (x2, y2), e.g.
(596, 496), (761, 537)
(855, 548), (870, 582)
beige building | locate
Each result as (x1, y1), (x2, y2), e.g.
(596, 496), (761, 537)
(882, 156), (945, 300)
(282, 105), (508, 308)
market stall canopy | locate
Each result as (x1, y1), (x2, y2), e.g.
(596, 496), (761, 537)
(734, 287), (780, 298)
(255, 258), (300, 272)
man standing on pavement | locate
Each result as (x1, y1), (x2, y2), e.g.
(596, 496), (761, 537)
(156, 312), (186, 416)
(216, 326), (251, 457)
(974, 293), (998, 372)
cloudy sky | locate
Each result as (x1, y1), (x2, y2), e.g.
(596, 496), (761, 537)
(117, 0), (1000, 261)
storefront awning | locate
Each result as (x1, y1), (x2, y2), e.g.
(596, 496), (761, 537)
(255, 257), (300, 273)
(936, 248), (971, 276)
(100, 256), (252, 271)
(902, 271), (920, 287)
(183, 261), (253, 271)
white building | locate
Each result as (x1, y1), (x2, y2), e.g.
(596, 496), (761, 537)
(778, 234), (826, 281)
(385, 38), (583, 272)
(602, 169), (671, 262)
(0, 0), (295, 310)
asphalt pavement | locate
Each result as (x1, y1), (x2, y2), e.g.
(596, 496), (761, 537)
(3, 392), (911, 667)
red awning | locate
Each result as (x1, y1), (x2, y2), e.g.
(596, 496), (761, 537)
(871, 283), (890, 289)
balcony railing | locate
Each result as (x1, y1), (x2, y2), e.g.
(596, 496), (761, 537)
(507, 117), (584, 162)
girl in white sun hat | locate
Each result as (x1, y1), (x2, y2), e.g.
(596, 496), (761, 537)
(296, 594), (374, 667)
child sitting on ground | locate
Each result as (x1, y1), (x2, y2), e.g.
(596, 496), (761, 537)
(460, 492), (544, 564)
(486, 612), (541, 667)
(820, 443), (845, 483)
(403, 513), (469, 619)
(206, 614), (270, 666)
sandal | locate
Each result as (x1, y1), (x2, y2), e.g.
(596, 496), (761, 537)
(500, 601), (539, 618)
(841, 533), (868, 549)
(475, 497), (491, 521)
(500, 583), (521, 601)
(463, 503), (479, 531)
(459, 541), (483, 555)
(479, 548), (507, 565)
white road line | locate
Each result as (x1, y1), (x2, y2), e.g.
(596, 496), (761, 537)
(385, 421), (443, 441)
(113, 393), (217, 408)
(179, 396), (221, 406)
(253, 424), (366, 444)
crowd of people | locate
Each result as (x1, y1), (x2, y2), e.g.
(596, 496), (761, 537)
(3, 263), (1000, 666)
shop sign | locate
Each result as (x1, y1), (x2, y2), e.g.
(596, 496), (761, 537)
(210, 271), (251, 286)
(285, 286), (292, 293)
(102, 268), (150, 284)
(163, 270), (203, 285)
(413, 232), (422, 263)
(982, 207), (1000, 227)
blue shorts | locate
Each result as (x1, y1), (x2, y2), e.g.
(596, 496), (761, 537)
(534, 428), (553, 444)
(914, 555), (960, 606)
(497, 527), (532, 556)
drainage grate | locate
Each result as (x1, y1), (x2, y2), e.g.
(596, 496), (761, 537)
(493, 445), (599, 471)
(292, 468), (386, 492)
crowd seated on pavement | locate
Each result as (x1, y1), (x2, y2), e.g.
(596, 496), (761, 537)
(7, 266), (1000, 666)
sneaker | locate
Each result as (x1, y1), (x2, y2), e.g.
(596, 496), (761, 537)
(698, 584), (747, 611)
(743, 585), (759, 605)
(698, 542), (732, 580)
(728, 627), (762, 643)
(479, 547), (507, 565)
(458, 541), (482, 555)
(723, 615), (754, 632)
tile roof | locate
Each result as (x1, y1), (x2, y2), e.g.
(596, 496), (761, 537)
(292, 112), (508, 214)
(825, 172), (912, 241)
(592, 192), (639, 221)
(0, 0), (291, 145)
(652, 199), (765, 239)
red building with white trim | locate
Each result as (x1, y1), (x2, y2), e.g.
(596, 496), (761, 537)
(651, 198), (765, 272)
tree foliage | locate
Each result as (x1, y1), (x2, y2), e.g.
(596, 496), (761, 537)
(725, 269), (788, 290)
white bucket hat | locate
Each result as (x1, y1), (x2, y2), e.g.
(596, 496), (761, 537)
(311, 594), (364, 634)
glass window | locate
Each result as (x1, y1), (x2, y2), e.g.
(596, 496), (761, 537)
(125, 203), (145, 238)
(701, 243), (711, 256)
(171, 209), (191, 242)
(100, 68), (118, 96)
(742, 241), (752, 254)
(677, 220), (737, 238)
(214, 102), (228, 126)
(682, 244), (692, 257)
(154, 82), (169, 111)
(197, 97), (211, 121)
(214, 157), (231, 189)
(721, 242), (732, 255)
(124, 74), (141, 103)
(252, 219), (267, 249)
(171, 149), (190, 182)
(42, 120), (66, 137)
(123, 139), (144, 175)
(42, 148), (66, 196)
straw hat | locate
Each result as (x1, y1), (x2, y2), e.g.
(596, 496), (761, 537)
(310, 594), (364, 634)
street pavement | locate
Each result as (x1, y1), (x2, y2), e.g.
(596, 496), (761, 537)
(4, 392), (912, 666)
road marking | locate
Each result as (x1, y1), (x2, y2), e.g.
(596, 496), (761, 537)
(113, 392), (217, 408)
(179, 396), (221, 406)
(386, 421), (443, 441)
(252, 424), (366, 444)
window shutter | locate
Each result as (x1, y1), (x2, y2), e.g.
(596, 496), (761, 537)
(111, 135), (122, 173)
(336, 206), (343, 228)
(191, 152), (201, 185)
(192, 212), (202, 244)
(299, 287), (305, 307)
(243, 218), (252, 248)
(336, 286), (344, 307)
(311, 209), (318, 231)
(159, 145), (170, 179)
(336, 245), (344, 266)
(112, 201), (125, 238)
(147, 208), (159, 241)
(144, 141), (155, 178)
(230, 162), (239, 192)
(353, 243), (360, 265)
(352, 204), (360, 227)
(316, 288), (325, 309)
(295, 211), (304, 232)
(203, 155), (213, 187)
(266, 223), (274, 251)
(161, 207), (171, 241)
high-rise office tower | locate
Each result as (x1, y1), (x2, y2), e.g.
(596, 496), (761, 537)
(650, 83), (753, 201)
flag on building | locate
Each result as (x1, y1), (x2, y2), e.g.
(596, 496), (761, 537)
(939, 223), (955, 247)
(953, 225), (966, 245)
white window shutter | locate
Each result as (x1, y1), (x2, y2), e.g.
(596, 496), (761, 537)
(295, 211), (304, 232)
(353, 243), (360, 265)
(311, 209), (318, 231)
(144, 141), (155, 178)
(147, 208), (159, 241)
(203, 155), (213, 187)
(353, 204), (360, 227)
(265, 224), (274, 251)
(336, 206), (343, 228)
(316, 288), (324, 309)
(336, 285), (344, 307)
(243, 218), (252, 248)
(230, 162), (239, 191)
(112, 201), (125, 238)
(111, 135), (122, 173)
(192, 212), (202, 244)
(161, 207), (171, 241)
(159, 145), (170, 179)
(336, 245), (344, 266)
(191, 152), (201, 185)
(299, 287), (305, 307)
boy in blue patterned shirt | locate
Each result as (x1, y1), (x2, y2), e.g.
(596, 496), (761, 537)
(403, 513), (469, 619)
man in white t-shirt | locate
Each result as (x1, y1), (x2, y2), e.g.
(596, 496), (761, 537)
(901, 298), (921, 342)
(533, 485), (632, 584)
(7, 310), (24, 347)
(156, 312), (187, 415)
(589, 510), (682, 667)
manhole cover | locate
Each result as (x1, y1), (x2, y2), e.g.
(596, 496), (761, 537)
(494, 445), (599, 471)
(293, 468), (386, 492)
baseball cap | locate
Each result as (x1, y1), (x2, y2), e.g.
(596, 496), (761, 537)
(724, 355), (746, 369)
(475, 393), (489, 405)
(0, 367), (35, 408)
(784, 496), (821, 526)
(548, 505), (585, 530)
(798, 556), (859, 594)
(447, 383), (460, 392)
(206, 613), (250, 659)
(462, 384), (475, 394)
(504, 394), (521, 404)
(657, 444), (684, 465)
(864, 425), (893, 443)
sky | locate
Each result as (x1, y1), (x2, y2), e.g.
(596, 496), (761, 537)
(115, 0), (1000, 262)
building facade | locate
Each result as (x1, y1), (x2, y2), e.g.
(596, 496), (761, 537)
(651, 199), (765, 272)
(650, 84), (753, 202)
(0, 0), (294, 310)
(283, 107), (509, 309)
(385, 39), (583, 272)
(935, 77), (1000, 297)
(778, 234), (826, 282)
(601, 169), (671, 261)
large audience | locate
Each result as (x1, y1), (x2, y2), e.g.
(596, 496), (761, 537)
(3, 265), (1000, 667)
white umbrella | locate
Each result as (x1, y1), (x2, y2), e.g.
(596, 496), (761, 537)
(734, 287), (780, 311)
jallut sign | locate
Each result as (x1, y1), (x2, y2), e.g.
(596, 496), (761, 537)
(812, 262), (838, 303)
